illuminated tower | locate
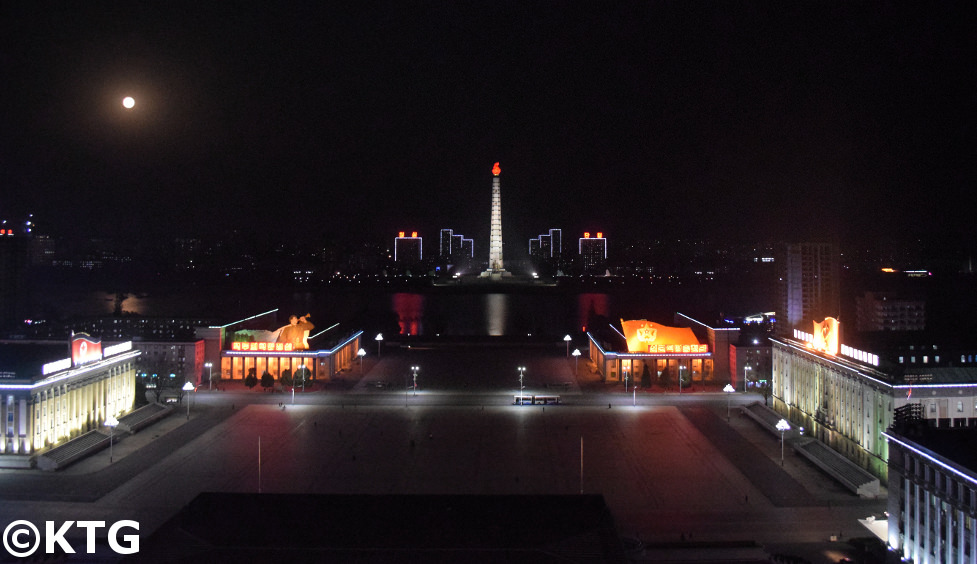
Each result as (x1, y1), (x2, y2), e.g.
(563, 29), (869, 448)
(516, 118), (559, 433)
(481, 162), (510, 277)
(489, 162), (503, 271)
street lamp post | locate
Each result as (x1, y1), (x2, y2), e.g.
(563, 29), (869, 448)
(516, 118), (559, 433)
(679, 366), (685, 394)
(572, 349), (581, 374)
(518, 366), (526, 402)
(182, 381), (194, 419)
(205, 362), (213, 391)
(723, 383), (735, 421)
(104, 415), (119, 463)
(411, 366), (419, 396)
(744, 366), (751, 393)
(776, 419), (791, 466)
(564, 334), (572, 358)
(358, 348), (366, 374)
(375, 333), (383, 359)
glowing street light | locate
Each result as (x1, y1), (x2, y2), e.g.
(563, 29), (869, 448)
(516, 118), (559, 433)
(723, 383), (735, 421)
(205, 362), (213, 391)
(182, 381), (195, 419)
(776, 419), (791, 466)
(375, 333), (384, 358)
(744, 366), (752, 393)
(411, 365), (419, 396)
(357, 348), (366, 373)
(104, 415), (119, 463)
(518, 366), (526, 402)
(572, 349), (581, 373)
(564, 334), (572, 358)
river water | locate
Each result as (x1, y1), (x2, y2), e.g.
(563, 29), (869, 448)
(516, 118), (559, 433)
(27, 278), (767, 338)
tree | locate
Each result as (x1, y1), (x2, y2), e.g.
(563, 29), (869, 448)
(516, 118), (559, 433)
(260, 371), (274, 391)
(759, 381), (772, 406)
(244, 368), (258, 390)
(134, 377), (149, 407)
(294, 366), (312, 388)
(659, 369), (672, 391)
(641, 364), (652, 389)
(280, 369), (293, 388)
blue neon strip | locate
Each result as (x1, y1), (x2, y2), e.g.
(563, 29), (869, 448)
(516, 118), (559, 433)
(883, 432), (977, 487)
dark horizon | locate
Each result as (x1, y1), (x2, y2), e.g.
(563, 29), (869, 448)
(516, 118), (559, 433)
(2, 3), (975, 254)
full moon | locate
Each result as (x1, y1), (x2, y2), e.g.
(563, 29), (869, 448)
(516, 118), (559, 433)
(122, 96), (135, 109)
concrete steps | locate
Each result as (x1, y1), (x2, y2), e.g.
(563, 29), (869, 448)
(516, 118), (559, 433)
(36, 430), (111, 471)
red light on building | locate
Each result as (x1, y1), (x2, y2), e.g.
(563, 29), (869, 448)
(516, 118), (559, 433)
(231, 342), (294, 352)
(492, 162), (501, 176)
(596, 232), (603, 239)
(584, 232), (590, 238)
(411, 232), (418, 238)
(398, 232), (405, 238)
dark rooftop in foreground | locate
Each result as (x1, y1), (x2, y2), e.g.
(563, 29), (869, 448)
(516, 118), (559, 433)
(134, 493), (626, 563)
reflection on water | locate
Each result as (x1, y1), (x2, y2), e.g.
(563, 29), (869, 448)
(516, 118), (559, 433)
(578, 293), (609, 332)
(392, 293), (424, 335)
(54, 287), (617, 338)
(391, 291), (583, 337)
(485, 294), (507, 336)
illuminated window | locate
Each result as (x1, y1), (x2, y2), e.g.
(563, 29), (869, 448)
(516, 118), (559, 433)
(958, 402), (964, 412)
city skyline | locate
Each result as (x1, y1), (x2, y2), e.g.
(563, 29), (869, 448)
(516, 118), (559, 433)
(1, 4), (974, 255)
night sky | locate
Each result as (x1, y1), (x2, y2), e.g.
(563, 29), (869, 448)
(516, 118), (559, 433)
(1, 3), (974, 255)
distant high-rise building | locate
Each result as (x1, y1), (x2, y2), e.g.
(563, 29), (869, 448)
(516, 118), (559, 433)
(776, 242), (840, 336)
(438, 229), (474, 269)
(0, 230), (30, 330)
(579, 232), (608, 274)
(439, 229), (454, 258)
(549, 229), (562, 261)
(394, 231), (422, 265)
(529, 228), (563, 274)
(460, 238), (473, 260)
(855, 292), (926, 332)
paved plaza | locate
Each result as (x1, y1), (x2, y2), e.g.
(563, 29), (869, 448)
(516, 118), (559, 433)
(0, 343), (886, 562)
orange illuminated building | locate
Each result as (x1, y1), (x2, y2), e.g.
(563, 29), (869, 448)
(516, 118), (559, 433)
(587, 319), (714, 388)
(220, 331), (362, 383)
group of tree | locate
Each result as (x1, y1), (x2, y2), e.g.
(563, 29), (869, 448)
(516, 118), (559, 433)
(243, 367), (312, 391)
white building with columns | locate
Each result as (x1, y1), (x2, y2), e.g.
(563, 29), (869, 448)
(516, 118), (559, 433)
(0, 335), (140, 468)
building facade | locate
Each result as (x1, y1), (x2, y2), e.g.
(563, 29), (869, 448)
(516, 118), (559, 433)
(856, 291), (927, 332)
(578, 232), (607, 275)
(588, 318), (715, 387)
(394, 232), (422, 264)
(884, 412), (977, 564)
(221, 331), (363, 383)
(776, 242), (840, 336)
(0, 336), (140, 468)
(134, 340), (207, 387)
